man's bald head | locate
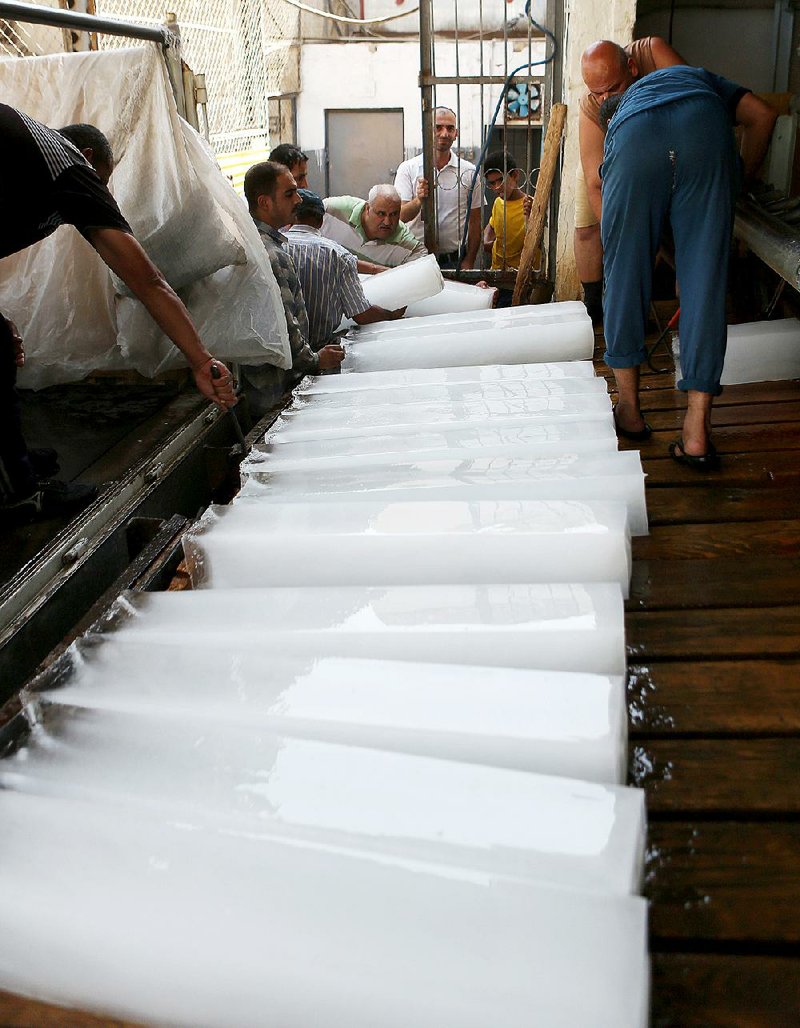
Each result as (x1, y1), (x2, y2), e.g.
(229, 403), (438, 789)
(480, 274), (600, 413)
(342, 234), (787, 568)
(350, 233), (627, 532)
(581, 40), (637, 103)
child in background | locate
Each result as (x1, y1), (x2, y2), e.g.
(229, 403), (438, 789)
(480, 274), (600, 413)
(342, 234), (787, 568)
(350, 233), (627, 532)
(482, 150), (533, 271)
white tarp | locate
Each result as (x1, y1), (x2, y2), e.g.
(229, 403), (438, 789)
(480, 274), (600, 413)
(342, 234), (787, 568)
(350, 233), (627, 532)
(0, 46), (290, 387)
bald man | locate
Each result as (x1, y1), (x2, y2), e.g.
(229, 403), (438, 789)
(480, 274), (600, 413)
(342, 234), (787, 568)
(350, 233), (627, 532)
(598, 65), (776, 465)
(576, 36), (685, 322)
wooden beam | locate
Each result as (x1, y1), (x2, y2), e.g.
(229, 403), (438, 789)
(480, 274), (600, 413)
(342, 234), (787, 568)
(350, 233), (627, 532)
(512, 101), (566, 305)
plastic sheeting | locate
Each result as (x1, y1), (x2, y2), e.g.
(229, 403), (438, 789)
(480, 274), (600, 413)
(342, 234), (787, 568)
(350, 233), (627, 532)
(0, 47), (290, 387)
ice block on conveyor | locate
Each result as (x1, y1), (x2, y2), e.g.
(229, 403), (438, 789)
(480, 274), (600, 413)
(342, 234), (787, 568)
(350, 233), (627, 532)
(0, 788), (649, 1028)
(244, 419), (619, 472)
(348, 299), (588, 342)
(238, 452), (648, 537)
(184, 499), (632, 592)
(31, 647), (628, 783)
(267, 394), (612, 442)
(403, 277), (496, 317)
(295, 361), (596, 395)
(343, 312), (594, 370)
(1, 712), (645, 894)
(359, 252), (444, 309)
(287, 375), (608, 412)
(71, 584), (628, 675)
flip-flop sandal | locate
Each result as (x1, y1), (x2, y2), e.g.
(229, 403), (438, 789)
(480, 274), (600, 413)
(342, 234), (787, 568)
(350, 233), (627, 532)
(613, 406), (652, 442)
(669, 438), (720, 470)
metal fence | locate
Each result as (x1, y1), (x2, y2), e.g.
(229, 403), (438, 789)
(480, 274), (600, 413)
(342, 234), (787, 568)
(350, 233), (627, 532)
(0, 0), (301, 156)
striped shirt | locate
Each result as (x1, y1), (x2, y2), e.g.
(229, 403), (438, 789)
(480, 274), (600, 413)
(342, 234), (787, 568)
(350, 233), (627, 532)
(1, 102), (131, 259)
(285, 225), (370, 350)
(252, 219), (319, 377)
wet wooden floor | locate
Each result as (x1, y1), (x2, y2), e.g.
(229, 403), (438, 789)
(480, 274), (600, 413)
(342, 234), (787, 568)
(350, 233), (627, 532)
(602, 343), (800, 1026)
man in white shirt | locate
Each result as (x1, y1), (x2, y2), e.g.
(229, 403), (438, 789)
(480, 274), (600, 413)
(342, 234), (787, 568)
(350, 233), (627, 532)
(394, 107), (482, 270)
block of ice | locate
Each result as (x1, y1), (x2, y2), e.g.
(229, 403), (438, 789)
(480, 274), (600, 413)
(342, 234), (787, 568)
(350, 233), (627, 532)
(0, 789), (649, 1028)
(344, 316), (594, 370)
(183, 498), (632, 592)
(32, 648), (628, 783)
(80, 584), (628, 675)
(721, 319), (800, 385)
(288, 376), (608, 412)
(359, 252), (444, 309)
(1, 712), (645, 894)
(295, 361), (596, 395)
(238, 452), (647, 537)
(674, 318), (800, 386)
(244, 420), (619, 472)
(349, 300), (589, 342)
(268, 394), (612, 442)
(403, 277), (496, 318)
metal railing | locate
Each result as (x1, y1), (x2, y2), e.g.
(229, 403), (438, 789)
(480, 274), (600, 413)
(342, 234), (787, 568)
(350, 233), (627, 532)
(0, 0), (177, 45)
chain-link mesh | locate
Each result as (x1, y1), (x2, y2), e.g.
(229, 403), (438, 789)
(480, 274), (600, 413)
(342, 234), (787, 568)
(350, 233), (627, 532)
(95, 0), (299, 154)
(1, 0), (65, 58)
(1, 0), (301, 157)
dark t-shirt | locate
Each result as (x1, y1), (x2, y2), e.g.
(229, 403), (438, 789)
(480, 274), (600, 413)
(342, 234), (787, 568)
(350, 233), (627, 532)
(0, 103), (132, 260)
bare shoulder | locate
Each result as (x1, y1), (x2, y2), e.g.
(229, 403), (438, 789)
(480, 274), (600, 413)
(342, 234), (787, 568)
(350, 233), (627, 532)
(648, 35), (686, 68)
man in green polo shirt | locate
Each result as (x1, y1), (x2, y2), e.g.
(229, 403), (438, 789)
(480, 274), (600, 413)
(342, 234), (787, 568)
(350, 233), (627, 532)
(322, 184), (427, 273)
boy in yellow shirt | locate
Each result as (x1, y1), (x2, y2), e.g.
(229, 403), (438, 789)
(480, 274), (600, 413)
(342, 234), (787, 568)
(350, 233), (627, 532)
(482, 150), (532, 270)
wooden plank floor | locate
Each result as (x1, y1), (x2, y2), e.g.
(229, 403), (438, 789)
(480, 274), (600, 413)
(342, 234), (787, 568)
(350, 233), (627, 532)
(604, 343), (800, 1026)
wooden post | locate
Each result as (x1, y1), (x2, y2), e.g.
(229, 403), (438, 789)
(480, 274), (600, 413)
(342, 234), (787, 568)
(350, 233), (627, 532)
(512, 101), (567, 306)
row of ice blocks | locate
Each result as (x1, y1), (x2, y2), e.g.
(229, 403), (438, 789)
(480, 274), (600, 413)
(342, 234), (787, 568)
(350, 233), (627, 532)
(4, 586), (647, 1026)
(241, 362), (647, 537)
(342, 300), (595, 370)
(0, 350), (650, 1025)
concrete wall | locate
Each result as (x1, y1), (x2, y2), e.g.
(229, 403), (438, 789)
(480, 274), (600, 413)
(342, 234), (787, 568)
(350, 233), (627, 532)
(636, 8), (775, 92)
(553, 0), (637, 299)
(297, 39), (546, 156)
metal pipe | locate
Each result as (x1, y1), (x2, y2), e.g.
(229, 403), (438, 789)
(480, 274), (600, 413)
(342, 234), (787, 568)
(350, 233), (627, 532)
(0, 0), (176, 45)
(418, 0), (438, 255)
(735, 198), (800, 292)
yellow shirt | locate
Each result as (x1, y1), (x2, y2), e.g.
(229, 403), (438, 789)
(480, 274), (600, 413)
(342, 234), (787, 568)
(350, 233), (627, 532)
(489, 196), (527, 270)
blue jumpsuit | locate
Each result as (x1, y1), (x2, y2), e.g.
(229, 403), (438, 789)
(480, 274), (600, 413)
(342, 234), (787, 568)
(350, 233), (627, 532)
(601, 67), (745, 395)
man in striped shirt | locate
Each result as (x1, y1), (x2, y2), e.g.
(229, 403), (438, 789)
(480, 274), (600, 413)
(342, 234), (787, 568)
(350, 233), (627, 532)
(285, 190), (405, 351)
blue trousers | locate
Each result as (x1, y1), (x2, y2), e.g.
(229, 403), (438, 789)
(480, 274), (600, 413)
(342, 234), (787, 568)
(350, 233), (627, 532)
(601, 95), (739, 395)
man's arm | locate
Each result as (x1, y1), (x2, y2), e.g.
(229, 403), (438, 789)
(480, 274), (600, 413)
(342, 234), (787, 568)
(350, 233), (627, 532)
(735, 91), (778, 181)
(88, 227), (236, 409)
(340, 253), (404, 325)
(399, 177), (426, 223)
(648, 36), (686, 69)
(396, 161), (426, 221)
(579, 112), (606, 222)
(353, 305), (405, 326)
(459, 206), (482, 270)
(357, 259), (388, 274)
